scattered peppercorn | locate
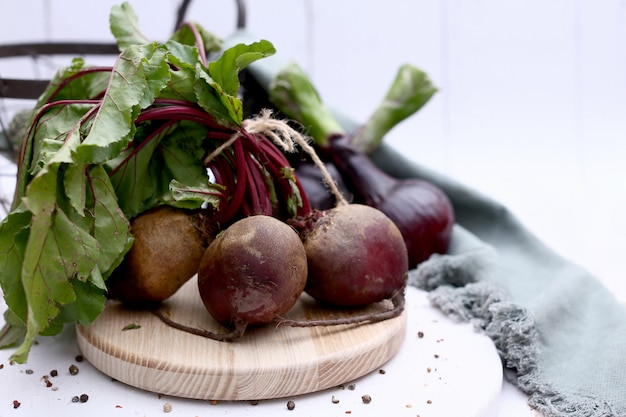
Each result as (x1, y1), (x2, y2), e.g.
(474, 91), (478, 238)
(427, 399), (432, 404)
(361, 394), (372, 404)
(287, 400), (295, 410)
(331, 395), (340, 404)
(378, 369), (386, 375)
(69, 364), (79, 375)
(80, 394), (89, 403)
(0, 364), (4, 369)
(25, 369), (33, 374)
(347, 384), (356, 391)
(75, 355), (83, 362)
(50, 369), (58, 377)
(417, 331), (424, 338)
(13, 400), (20, 409)
(163, 402), (172, 413)
(72, 396), (80, 403)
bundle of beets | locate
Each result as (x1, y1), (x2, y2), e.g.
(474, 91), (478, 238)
(0, 2), (453, 364)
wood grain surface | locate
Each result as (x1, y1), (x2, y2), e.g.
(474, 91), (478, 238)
(76, 277), (407, 401)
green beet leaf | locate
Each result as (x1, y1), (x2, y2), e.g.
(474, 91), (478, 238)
(0, 209), (31, 322)
(209, 40), (276, 97)
(37, 58), (111, 104)
(74, 42), (170, 164)
(56, 277), (108, 328)
(169, 20), (223, 55)
(351, 64), (438, 154)
(157, 41), (202, 103)
(194, 67), (240, 129)
(87, 165), (134, 278)
(109, 2), (149, 52)
(159, 122), (224, 208)
(108, 122), (177, 218)
(169, 179), (224, 207)
(0, 309), (27, 350)
(192, 40), (277, 129)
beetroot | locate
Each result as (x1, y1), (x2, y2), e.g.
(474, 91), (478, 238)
(106, 205), (216, 307)
(197, 215), (308, 331)
(293, 203), (408, 307)
(150, 113), (406, 339)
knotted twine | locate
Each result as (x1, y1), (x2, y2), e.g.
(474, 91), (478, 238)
(203, 109), (347, 206)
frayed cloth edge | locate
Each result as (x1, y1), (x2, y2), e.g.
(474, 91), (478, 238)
(409, 266), (621, 417)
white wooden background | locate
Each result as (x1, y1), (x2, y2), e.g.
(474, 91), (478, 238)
(1, 0), (626, 301)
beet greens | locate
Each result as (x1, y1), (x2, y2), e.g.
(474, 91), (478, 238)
(0, 1), (440, 363)
(0, 3), (306, 363)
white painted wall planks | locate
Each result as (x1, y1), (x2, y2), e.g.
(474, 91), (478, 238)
(1, 0), (625, 300)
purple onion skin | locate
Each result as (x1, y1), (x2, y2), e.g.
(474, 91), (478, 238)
(326, 134), (454, 269)
(294, 161), (352, 211)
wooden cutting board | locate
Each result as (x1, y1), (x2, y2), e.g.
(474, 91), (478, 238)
(76, 277), (407, 401)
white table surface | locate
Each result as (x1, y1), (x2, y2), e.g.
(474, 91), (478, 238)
(0, 291), (535, 417)
(0, 285), (525, 417)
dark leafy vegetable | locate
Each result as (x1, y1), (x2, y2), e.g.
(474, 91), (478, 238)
(0, 2), (305, 363)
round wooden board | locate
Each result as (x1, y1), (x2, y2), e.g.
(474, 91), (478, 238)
(76, 277), (407, 401)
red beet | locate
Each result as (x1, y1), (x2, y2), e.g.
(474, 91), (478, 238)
(197, 215), (308, 328)
(297, 203), (408, 307)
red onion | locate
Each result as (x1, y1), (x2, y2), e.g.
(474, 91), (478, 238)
(269, 62), (454, 268)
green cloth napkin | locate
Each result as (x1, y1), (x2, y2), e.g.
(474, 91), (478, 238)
(370, 144), (626, 417)
(227, 30), (626, 417)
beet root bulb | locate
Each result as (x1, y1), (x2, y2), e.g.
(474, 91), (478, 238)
(301, 204), (408, 307)
(106, 205), (216, 307)
(197, 215), (308, 328)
